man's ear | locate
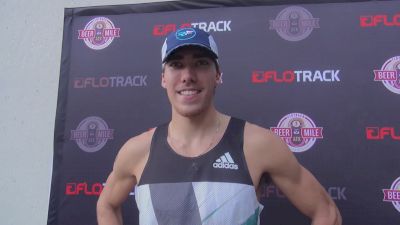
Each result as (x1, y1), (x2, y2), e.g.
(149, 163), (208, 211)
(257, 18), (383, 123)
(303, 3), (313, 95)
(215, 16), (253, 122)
(216, 72), (223, 84)
(161, 73), (166, 88)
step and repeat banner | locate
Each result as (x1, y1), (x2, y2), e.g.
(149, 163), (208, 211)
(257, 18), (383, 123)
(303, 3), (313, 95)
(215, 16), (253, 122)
(48, 0), (400, 224)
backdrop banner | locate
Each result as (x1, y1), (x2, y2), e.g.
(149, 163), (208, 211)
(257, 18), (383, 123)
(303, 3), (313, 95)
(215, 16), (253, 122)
(48, 0), (400, 224)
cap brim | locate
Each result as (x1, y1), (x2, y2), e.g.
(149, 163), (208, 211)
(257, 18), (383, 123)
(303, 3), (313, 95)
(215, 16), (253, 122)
(162, 43), (218, 63)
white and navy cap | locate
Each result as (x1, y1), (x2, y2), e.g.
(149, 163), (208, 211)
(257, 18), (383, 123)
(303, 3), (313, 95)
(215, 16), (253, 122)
(161, 27), (219, 63)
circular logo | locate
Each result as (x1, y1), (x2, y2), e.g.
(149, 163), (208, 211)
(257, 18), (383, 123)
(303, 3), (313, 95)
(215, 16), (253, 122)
(271, 113), (323, 152)
(269, 6), (320, 41)
(176, 28), (197, 40)
(78, 17), (120, 50)
(70, 116), (114, 153)
(383, 177), (400, 213)
(373, 56), (400, 94)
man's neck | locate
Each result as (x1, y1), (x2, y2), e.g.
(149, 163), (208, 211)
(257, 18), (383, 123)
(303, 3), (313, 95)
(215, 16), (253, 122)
(169, 108), (220, 139)
(167, 108), (228, 157)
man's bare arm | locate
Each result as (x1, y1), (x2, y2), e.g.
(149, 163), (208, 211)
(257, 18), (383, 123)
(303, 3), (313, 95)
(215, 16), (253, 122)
(97, 131), (151, 225)
(245, 124), (342, 225)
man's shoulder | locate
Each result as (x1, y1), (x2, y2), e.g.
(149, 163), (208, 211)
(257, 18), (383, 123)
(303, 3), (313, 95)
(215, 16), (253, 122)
(243, 120), (276, 142)
(121, 121), (169, 155)
(241, 119), (294, 176)
(113, 128), (156, 176)
(242, 120), (287, 157)
(123, 128), (156, 155)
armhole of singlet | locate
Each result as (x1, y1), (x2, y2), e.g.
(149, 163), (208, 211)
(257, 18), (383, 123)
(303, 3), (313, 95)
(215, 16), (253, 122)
(236, 118), (256, 187)
(137, 123), (166, 186)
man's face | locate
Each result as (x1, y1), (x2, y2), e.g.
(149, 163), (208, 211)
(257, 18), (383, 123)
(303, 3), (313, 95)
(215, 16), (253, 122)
(161, 46), (220, 117)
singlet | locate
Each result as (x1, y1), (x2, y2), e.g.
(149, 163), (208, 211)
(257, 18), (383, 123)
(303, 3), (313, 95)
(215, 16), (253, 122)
(135, 117), (263, 225)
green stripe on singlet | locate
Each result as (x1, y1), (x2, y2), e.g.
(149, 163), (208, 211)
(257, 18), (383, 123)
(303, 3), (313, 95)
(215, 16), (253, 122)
(201, 186), (251, 224)
(241, 207), (260, 225)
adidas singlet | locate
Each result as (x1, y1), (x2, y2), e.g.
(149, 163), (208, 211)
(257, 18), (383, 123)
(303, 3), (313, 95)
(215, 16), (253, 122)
(135, 117), (263, 225)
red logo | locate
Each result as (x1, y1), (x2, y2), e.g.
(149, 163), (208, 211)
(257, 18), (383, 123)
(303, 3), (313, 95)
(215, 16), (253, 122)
(360, 13), (400, 27)
(65, 182), (104, 196)
(252, 70), (295, 83)
(153, 21), (232, 36)
(153, 23), (191, 36)
(366, 127), (400, 140)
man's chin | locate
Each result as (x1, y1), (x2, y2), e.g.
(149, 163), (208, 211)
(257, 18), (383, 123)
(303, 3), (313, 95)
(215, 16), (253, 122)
(174, 106), (206, 118)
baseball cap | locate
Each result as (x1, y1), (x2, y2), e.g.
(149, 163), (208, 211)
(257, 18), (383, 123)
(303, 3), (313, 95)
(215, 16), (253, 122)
(161, 27), (219, 63)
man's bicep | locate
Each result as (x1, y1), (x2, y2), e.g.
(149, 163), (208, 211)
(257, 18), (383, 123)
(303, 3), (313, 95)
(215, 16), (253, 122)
(270, 152), (331, 218)
(100, 144), (138, 206)
(100, 169), (136, 208)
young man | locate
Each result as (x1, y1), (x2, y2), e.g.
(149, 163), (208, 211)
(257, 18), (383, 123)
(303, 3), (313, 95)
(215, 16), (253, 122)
(97, 27), (342, 225)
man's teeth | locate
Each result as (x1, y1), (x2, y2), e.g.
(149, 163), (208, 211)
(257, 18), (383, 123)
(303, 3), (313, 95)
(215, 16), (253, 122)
(179, 90), (199, 96)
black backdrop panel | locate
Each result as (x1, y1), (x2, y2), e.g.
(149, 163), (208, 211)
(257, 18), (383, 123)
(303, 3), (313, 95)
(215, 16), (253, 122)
(49, 1), (400, 224)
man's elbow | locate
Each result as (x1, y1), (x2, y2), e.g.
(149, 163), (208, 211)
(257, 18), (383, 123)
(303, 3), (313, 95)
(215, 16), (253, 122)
(96, 196), (122, 224)
(332, 204), (342, 225)
(96, 197), (109, 222)
(313, 201), (342, 225)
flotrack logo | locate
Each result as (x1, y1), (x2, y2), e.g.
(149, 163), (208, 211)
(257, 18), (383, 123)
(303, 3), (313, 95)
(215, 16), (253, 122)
(259, 184), (347, 201)
(65, 181), (135, 196)
(360, 13), (400, 27)
(271, 113), (323, 152)
(252, 69), (340, 83)
(153, 20), (232, 36)
(366, 127), (400, 140)
(78, 17), (120, 50)
(269, 6), (319, 41)
(383, 176), (400, 213)
(70, 116), (114, 153)
(73, 75), (148, 88)
(373, 56), (400, 94)
(66, 182), (104, 196)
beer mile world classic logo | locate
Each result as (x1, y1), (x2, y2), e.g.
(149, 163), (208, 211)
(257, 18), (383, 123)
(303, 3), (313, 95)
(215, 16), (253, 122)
(70, 116), (114, 153)
(374, 56), (400, 94)
(269, 6), (320, 41)
(383, 176), (400, 213)
(78, 17), (120, 50)
(271, 113), (323, 152)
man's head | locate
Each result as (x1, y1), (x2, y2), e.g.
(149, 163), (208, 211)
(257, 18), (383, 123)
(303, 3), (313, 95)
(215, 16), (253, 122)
(160, 28), (221, 117)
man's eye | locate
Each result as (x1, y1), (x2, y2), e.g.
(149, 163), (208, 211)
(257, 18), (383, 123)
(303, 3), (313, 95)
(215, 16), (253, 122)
(196, 59), (210, 66)
(168, 62), (183, 69)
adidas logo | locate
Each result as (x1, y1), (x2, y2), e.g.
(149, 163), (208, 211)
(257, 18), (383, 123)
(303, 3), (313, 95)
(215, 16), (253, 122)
(212, 152), (239, 170)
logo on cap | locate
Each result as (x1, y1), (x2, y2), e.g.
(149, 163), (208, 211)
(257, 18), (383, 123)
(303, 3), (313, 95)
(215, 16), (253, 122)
(176, 28), (197, 40)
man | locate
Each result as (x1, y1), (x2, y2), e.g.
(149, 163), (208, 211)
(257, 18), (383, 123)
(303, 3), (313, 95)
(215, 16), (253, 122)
(97, 27), (342, 225)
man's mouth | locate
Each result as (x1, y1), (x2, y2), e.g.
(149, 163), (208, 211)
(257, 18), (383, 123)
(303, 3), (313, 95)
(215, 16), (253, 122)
(177, 89), (202, 96)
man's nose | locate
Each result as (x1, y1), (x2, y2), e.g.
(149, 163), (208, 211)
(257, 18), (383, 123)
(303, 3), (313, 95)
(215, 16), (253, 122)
(181, 66), (197, 83)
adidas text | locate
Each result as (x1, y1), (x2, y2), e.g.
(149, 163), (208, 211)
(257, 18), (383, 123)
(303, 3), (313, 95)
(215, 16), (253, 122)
(213, 162), (238, 170)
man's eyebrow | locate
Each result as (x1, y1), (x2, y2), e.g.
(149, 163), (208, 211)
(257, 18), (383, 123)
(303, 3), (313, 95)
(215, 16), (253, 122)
(166, 54), (183, 61)
(193, 52), (212, 59)
(166, 50), (212, 62)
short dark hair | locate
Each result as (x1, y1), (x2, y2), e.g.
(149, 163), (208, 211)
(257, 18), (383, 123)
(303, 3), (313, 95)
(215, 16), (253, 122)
(162, 46), (220, 73)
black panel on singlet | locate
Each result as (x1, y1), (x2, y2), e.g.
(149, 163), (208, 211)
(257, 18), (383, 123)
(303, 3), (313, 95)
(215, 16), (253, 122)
(138, 117), (253, 186)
